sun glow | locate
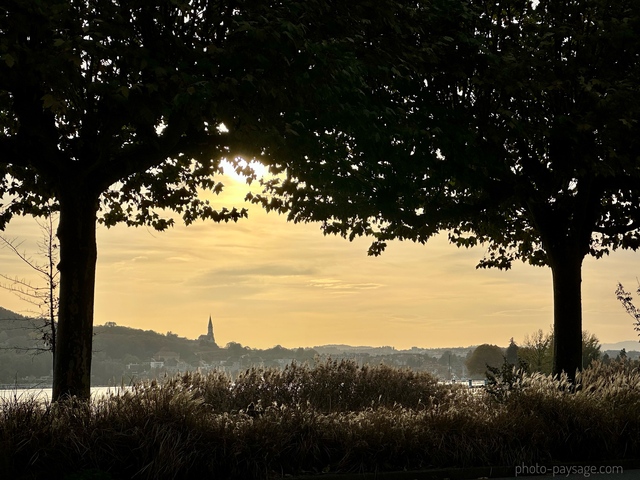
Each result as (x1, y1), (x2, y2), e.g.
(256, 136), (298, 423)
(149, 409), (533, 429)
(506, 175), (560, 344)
(220, 159), (268, 183)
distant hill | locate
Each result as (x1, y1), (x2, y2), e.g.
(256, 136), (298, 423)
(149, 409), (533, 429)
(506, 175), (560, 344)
(92, 323), (208, 364)
(0, 306), (47, 341)
(313, 344), (476, 358)
(601, 340), (640, 352)
(0, 306), (30, 321)
(313, 344), (397, 355)
(3, 304), (637, 357)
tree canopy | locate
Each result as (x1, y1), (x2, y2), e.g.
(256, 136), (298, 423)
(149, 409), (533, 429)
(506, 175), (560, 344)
(4, 0), (637, 397)
(465, 344), (504, 377)
(257, 0), (640, 379)
(0, 0), (432, 399)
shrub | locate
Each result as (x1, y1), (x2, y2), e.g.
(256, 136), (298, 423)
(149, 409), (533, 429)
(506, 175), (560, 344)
(1, 360), (639, 479)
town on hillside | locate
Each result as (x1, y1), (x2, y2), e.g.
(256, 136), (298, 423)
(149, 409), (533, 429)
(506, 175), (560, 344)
(0, 307), (638, 387)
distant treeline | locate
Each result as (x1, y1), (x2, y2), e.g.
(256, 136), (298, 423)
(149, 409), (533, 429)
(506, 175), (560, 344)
(0, 306), (471, 385)
(0, 314), (317, 384)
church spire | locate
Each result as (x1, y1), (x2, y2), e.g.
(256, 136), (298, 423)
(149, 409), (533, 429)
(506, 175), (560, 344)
(207, 315), (217, 346)
(198, 315), (217, 347)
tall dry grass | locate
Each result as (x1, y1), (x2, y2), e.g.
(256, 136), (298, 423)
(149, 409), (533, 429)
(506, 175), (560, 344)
(1, 359), (638, 479)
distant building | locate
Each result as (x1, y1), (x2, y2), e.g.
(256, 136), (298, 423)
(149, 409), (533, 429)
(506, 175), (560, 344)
(198, 315), (218, 347)
(153, 351), (180, 362)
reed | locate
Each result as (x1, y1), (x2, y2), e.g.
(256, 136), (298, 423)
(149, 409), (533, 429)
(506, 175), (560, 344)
(1, 359), (638, 479)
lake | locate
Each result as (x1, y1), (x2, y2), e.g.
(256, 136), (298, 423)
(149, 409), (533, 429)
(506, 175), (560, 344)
(0, 386), (130, 402)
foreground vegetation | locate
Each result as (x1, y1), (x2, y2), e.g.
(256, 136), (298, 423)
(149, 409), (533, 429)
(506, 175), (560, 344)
(1, 359), (639, 480)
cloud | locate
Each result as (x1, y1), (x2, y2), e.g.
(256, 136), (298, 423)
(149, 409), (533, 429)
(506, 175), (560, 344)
(186, 263), (317, 287)
(218, 264), (317, 277)
(308, 279), (384, 292)
(387, 314), (425, 325)
(481, 307), (551, 318)
(167, 256), (191, 262)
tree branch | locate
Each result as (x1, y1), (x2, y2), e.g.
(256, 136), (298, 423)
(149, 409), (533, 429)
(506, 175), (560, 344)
(594, 220), (640, 236)
(0, 236), (44, 275)
(93, 124), (222, 191)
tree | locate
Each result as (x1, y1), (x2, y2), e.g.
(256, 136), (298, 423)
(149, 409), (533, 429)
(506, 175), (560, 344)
(465, 344), (504, 378)
(438, 350), (453, 366)
(518, 329), (553, 374)
(1, 0), (413, 399)
(519, 327), (600, 373)
(581, 330), (601, 368)
(225, 342), (248, 358)
(615, 281), (640, 340)
(257, 0), (640, 380)
(0, 210), (58, 357)
(505, 338), (518, 366)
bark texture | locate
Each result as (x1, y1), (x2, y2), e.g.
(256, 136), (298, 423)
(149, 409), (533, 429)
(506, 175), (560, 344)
(52, 186), (99, 401)
(550, 252), (584, 380)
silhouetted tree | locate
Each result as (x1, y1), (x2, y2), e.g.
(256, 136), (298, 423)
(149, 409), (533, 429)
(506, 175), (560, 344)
(615, 282), (640, 341)
(519, 327), (601, 373)
(0, 211), (58, 357)
(465, 344), (504, 378)
(519, 329), (553, 374)
(1, 0), (423, 399)
(225, 342), (248, 358)
(581, 330), (601, 368)
(257, 0), (640, 380)
(505, 338), (518, 366)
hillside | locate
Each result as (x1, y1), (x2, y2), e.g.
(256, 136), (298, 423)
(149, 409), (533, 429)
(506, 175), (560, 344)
(3, 305), (638, 386)
(601, 340), (640, 352)
(0, 307), (320, 385)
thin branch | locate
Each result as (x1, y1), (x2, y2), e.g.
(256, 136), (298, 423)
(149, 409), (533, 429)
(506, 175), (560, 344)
(0, 274), (49, 291)
(0, 285), (46, 302)
(0, 346), (53, 353)
(0, 212), (59, 356)
(0, 236), (45, 275)
(615, 282), (640, 335)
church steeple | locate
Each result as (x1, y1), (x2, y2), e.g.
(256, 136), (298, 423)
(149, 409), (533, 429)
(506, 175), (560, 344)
(199, 315), (218, 347)
(207, 315), (214, 341)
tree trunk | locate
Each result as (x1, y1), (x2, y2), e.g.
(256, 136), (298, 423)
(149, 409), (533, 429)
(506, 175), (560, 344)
(52, 187), (100, 401)
(549, 251), (584, 381)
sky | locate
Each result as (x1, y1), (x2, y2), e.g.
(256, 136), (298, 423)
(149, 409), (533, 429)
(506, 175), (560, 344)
(1, 166), (639, 350)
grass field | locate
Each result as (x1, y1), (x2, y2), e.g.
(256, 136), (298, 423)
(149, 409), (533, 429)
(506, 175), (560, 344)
(1, 359), (639, 479)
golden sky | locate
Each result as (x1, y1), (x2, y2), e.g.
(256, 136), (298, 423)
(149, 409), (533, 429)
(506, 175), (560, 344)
(1, 167), (639, 350)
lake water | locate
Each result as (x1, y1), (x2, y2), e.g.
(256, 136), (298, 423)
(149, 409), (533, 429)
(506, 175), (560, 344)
(0, 380), (485, 404)
(0, 386), (130, 403)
